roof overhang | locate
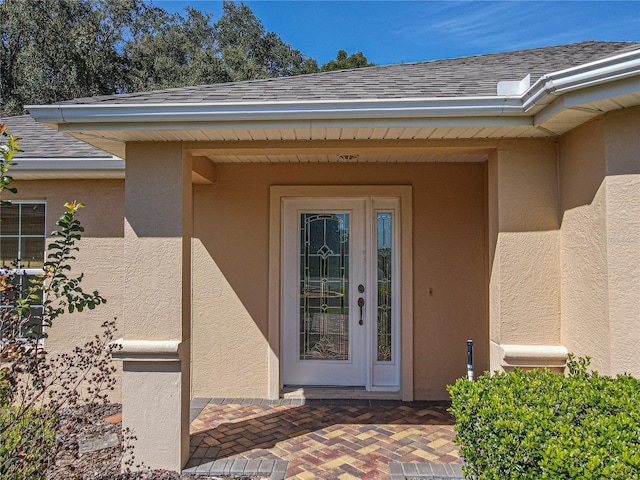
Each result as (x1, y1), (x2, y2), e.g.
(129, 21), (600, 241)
(27, 48), (640, 160)
(10, 157), (125, 180)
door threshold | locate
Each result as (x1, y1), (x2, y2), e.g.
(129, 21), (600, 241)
(282, 386), (401, 400)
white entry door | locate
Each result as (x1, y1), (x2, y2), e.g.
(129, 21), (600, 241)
(281, 197), (400, 389)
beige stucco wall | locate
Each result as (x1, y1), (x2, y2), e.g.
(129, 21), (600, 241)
(118, 143), (193, 470)
(488, 139), (562, 370)
(191, 162), (489, 400)
(559, 107), (640, 376)
(559, 117), (610, 373)
(123, 143), (192, 342)
(10, 179), (125, 399)
(10, 160), (489, 402)
(603, 108), (640, 376)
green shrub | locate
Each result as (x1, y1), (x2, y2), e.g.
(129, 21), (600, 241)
(447, 356), (640, 479)
(0, 406), (57, 479)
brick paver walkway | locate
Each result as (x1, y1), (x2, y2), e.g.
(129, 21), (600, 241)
(187, 400), (461, 479)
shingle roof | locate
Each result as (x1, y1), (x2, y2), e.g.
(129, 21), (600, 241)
(0, 115), (112, 158)
(62, 41), (640, 105)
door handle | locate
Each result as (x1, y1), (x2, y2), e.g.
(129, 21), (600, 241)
(358, 297), (365, 325)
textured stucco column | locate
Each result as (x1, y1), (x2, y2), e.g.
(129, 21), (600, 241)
(488, 139), (563, 372)
(604, 109), (640, 376)
(558, 108), (639, 377)
(115, 142), (192, 471)
(558, 117), (611, 373)
(605, 174), (640, 374)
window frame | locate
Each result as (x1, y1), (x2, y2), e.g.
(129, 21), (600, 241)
(0, 200), (47, 343)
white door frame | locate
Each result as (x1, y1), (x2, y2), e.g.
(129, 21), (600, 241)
(268, 186), (413, 400)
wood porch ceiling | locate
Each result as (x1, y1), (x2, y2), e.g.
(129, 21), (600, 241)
(185, 139), (493, 164)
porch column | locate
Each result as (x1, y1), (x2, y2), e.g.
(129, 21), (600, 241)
(488, 139), (566, 372)
(603, 110), (640, 376)
(115, 142), (192, 471)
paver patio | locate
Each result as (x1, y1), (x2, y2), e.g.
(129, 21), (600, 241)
(185, 399), (462, 479)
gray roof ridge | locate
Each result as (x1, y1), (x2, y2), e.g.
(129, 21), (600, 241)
(232, 41), (626, 74)
(379, 40), (640, 66)
(310, 40), (640, 76)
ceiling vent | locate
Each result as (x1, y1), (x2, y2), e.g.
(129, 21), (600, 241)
(337, 154), (359, 161)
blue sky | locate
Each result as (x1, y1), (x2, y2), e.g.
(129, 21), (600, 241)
(155, 1), (640, 65)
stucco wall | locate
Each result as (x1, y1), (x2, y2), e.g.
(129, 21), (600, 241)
(488, 139), (561, 370)
(9, 179), (125, 399)
(559, 117), (610, 373)
(123, 143), (192, 342)
(603, 108), (640, 376)
(559, 107), (640, 377)
(191, 162), (489, 400)
(119, 143), (193, 469)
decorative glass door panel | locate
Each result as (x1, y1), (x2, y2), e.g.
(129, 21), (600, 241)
(282, 198), (366, 387)
(376, 212), (392, 362)
(281, 196), (400, 390)
(300, 213), (350, 361)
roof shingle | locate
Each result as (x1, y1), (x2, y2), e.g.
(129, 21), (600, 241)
(60, 41), (640, 106)
(0, 115), (112, 158)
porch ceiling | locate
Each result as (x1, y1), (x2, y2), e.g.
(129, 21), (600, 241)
(56, 121), (544, 162)
(182, 139), (494, 164)
(201, 152), (489, 163)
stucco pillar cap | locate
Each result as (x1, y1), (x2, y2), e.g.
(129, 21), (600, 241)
(110, 338), (185, 362)
(501, 344), (568, 368)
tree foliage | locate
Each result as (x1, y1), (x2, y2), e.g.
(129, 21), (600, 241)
(0, 0), (372, 115)
(213, 1), (318, 80)
(0, 0), (146, 114)
(125, 6), (230, 90)
(320, 49), (375, 72)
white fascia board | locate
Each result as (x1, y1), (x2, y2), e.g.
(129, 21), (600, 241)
(28, 96), (525, 126)
(533, 75), (640, 126)
(523, 48), (640, 112)
(10, 157), (125, 177)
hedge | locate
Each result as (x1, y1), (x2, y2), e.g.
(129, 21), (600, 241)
(447, 356), (640, 479)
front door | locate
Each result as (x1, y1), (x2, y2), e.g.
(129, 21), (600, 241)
(281, 197), (400, 389)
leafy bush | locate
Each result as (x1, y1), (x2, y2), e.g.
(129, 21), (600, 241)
(0, 406), (56, 479)
(447, 356), (640, 479)
(0, 122), (126, 478)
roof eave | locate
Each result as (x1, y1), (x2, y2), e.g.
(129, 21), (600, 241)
(10, 157), (125, 179)
(26, 47), (640, 136)
(27, 96), (526, 125)
(523, 48), (640, 112)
